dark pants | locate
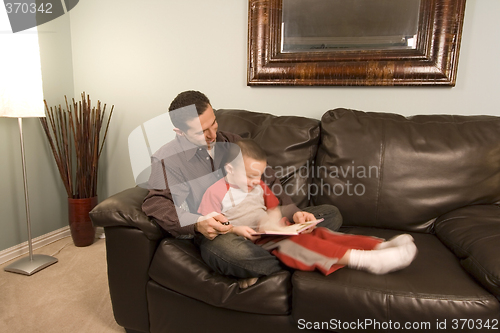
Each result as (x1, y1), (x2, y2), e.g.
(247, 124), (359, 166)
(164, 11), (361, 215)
(195, 205), (343, 278)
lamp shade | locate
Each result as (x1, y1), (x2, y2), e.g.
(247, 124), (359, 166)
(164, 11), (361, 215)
(0, 12), (45, 118)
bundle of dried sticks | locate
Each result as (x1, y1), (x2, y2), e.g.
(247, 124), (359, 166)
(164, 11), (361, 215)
(40, 92), (113, 199)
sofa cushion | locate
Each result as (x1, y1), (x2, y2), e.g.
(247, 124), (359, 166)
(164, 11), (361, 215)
(149, 237), (292, 315)
(291, 228), (500, 330)
(314, 109), (500, 232)
(216, 109), (320, 208)
(147, 281), (300, 333)
(435, 205), (500, 298)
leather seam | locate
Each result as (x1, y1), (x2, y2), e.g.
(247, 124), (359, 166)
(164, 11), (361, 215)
(353, 112), (500, 125)
(374, 122), (386, 224)
(464, 256), (500, 283)
(293, 276), (495, 301)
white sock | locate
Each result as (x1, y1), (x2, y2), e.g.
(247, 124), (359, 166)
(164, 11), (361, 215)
(348, 242), (417, 275)
(375, 234), (414, 250)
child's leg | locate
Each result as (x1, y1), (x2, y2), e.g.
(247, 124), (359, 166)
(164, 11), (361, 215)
(346, 242), (417, 275)
(310, 228), (417, 274)
(270, 232), (355, 275)
(311, 227), (383, 251)
(267, 229), (417, 276)
(286, 231), (353, 264)
(374, 234), (414, 250)
(273, 229), (385, 275)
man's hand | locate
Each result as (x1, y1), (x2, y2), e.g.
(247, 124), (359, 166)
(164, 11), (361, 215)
(292, 211), (316, 224)
(292, 211), (317, 234)
(196, 213), (232, 240)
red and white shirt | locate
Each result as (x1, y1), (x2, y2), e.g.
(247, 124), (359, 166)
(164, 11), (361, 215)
(199, 177), (383, 276)
(198, 178), (279, 229)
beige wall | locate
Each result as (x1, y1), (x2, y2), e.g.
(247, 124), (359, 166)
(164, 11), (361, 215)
(1, 0), (499, 251)
(0, 14), (74, 251)
(68, 0), (499, 199)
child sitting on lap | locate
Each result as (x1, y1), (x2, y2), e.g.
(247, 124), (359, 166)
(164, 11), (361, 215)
(198, 139), (417, 276)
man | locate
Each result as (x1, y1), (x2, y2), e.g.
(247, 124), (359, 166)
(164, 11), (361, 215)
(142, 90), (342, 281)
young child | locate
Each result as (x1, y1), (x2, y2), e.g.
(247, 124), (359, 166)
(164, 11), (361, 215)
(198, 139), (417, 277)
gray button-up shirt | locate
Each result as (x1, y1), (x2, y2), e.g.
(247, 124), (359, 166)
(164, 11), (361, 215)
(142, 131), (299, 236)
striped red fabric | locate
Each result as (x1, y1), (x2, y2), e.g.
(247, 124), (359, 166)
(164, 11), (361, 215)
(256, 228), (382, 275)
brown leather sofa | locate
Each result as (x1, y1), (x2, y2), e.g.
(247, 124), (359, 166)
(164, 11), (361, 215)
(90, 108), (500, 333)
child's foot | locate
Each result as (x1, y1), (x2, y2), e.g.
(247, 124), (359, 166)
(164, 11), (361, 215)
(237, 277), (259, 289)
(348, 242), (417, 275)
(375, 234), (414, 250)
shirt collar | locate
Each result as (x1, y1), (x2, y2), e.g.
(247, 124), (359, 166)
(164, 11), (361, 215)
(176, 132), (222, 161)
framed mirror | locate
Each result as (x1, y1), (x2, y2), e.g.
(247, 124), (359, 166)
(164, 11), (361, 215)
(247, 0), (466, 86)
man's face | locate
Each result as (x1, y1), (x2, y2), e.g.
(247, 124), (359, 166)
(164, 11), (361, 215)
(182, 105), (218, 148)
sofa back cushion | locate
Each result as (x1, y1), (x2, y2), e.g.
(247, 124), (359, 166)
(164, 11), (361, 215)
(434, 205), (500, 298)
(314, 108), (500, 232)
(216, 109), (320, 208)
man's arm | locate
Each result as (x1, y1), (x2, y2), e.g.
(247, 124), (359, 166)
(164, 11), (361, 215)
(143, 184), (232, 239)
(142, 157), (198, 236)
(143, 131), (241, 237)
(142, 189), (197, 236)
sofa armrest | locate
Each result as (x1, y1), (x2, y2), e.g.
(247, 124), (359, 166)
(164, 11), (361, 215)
(90, 187), (164, 241)
(104, 226), (160, 333)
(434, 205), (500, 298)
(89, 187), (167, 332)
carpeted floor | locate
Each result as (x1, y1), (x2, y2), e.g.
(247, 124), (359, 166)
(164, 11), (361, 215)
(0, 236), (124, 333)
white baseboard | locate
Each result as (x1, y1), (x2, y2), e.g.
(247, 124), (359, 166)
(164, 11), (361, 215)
(0, 226), (72, 265)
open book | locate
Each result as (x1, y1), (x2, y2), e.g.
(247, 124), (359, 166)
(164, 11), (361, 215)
(251, 218), (324, 236)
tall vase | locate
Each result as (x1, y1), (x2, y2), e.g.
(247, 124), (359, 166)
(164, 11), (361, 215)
(68, 197), (98, 247)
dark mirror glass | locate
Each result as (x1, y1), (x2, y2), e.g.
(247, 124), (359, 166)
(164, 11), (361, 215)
(282, 0), (421, 52)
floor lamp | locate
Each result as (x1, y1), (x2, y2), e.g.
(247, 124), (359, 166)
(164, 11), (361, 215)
(0, 19), (58, 275)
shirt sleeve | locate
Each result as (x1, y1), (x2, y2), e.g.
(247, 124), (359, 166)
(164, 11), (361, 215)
(198, 179), (227, 216)
(261, 181), (280, 210)
(261, 167), (301, 221)
(142, 156), (198, 236)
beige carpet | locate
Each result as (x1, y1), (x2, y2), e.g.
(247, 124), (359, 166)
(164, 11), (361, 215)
(0, 236), (124, 333)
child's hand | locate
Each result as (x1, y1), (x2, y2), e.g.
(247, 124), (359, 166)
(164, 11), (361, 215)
(258, 208), (284, 231)
(278, 216), (291, 226)
(231, 226), (261, 241)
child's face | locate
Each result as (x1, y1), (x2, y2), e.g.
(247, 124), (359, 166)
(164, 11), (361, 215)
(229, 156), (266, 192)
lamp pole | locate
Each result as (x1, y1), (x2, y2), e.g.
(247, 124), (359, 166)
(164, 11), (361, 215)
(3, 118), (58, 275)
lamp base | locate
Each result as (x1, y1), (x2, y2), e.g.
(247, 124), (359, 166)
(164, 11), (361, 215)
(4, 254), (58, 276)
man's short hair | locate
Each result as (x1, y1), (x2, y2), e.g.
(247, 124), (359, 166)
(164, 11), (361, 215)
(168, 91), (211, 132)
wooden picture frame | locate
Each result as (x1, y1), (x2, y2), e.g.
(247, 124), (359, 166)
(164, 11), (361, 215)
(247, 0), (466, 86)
